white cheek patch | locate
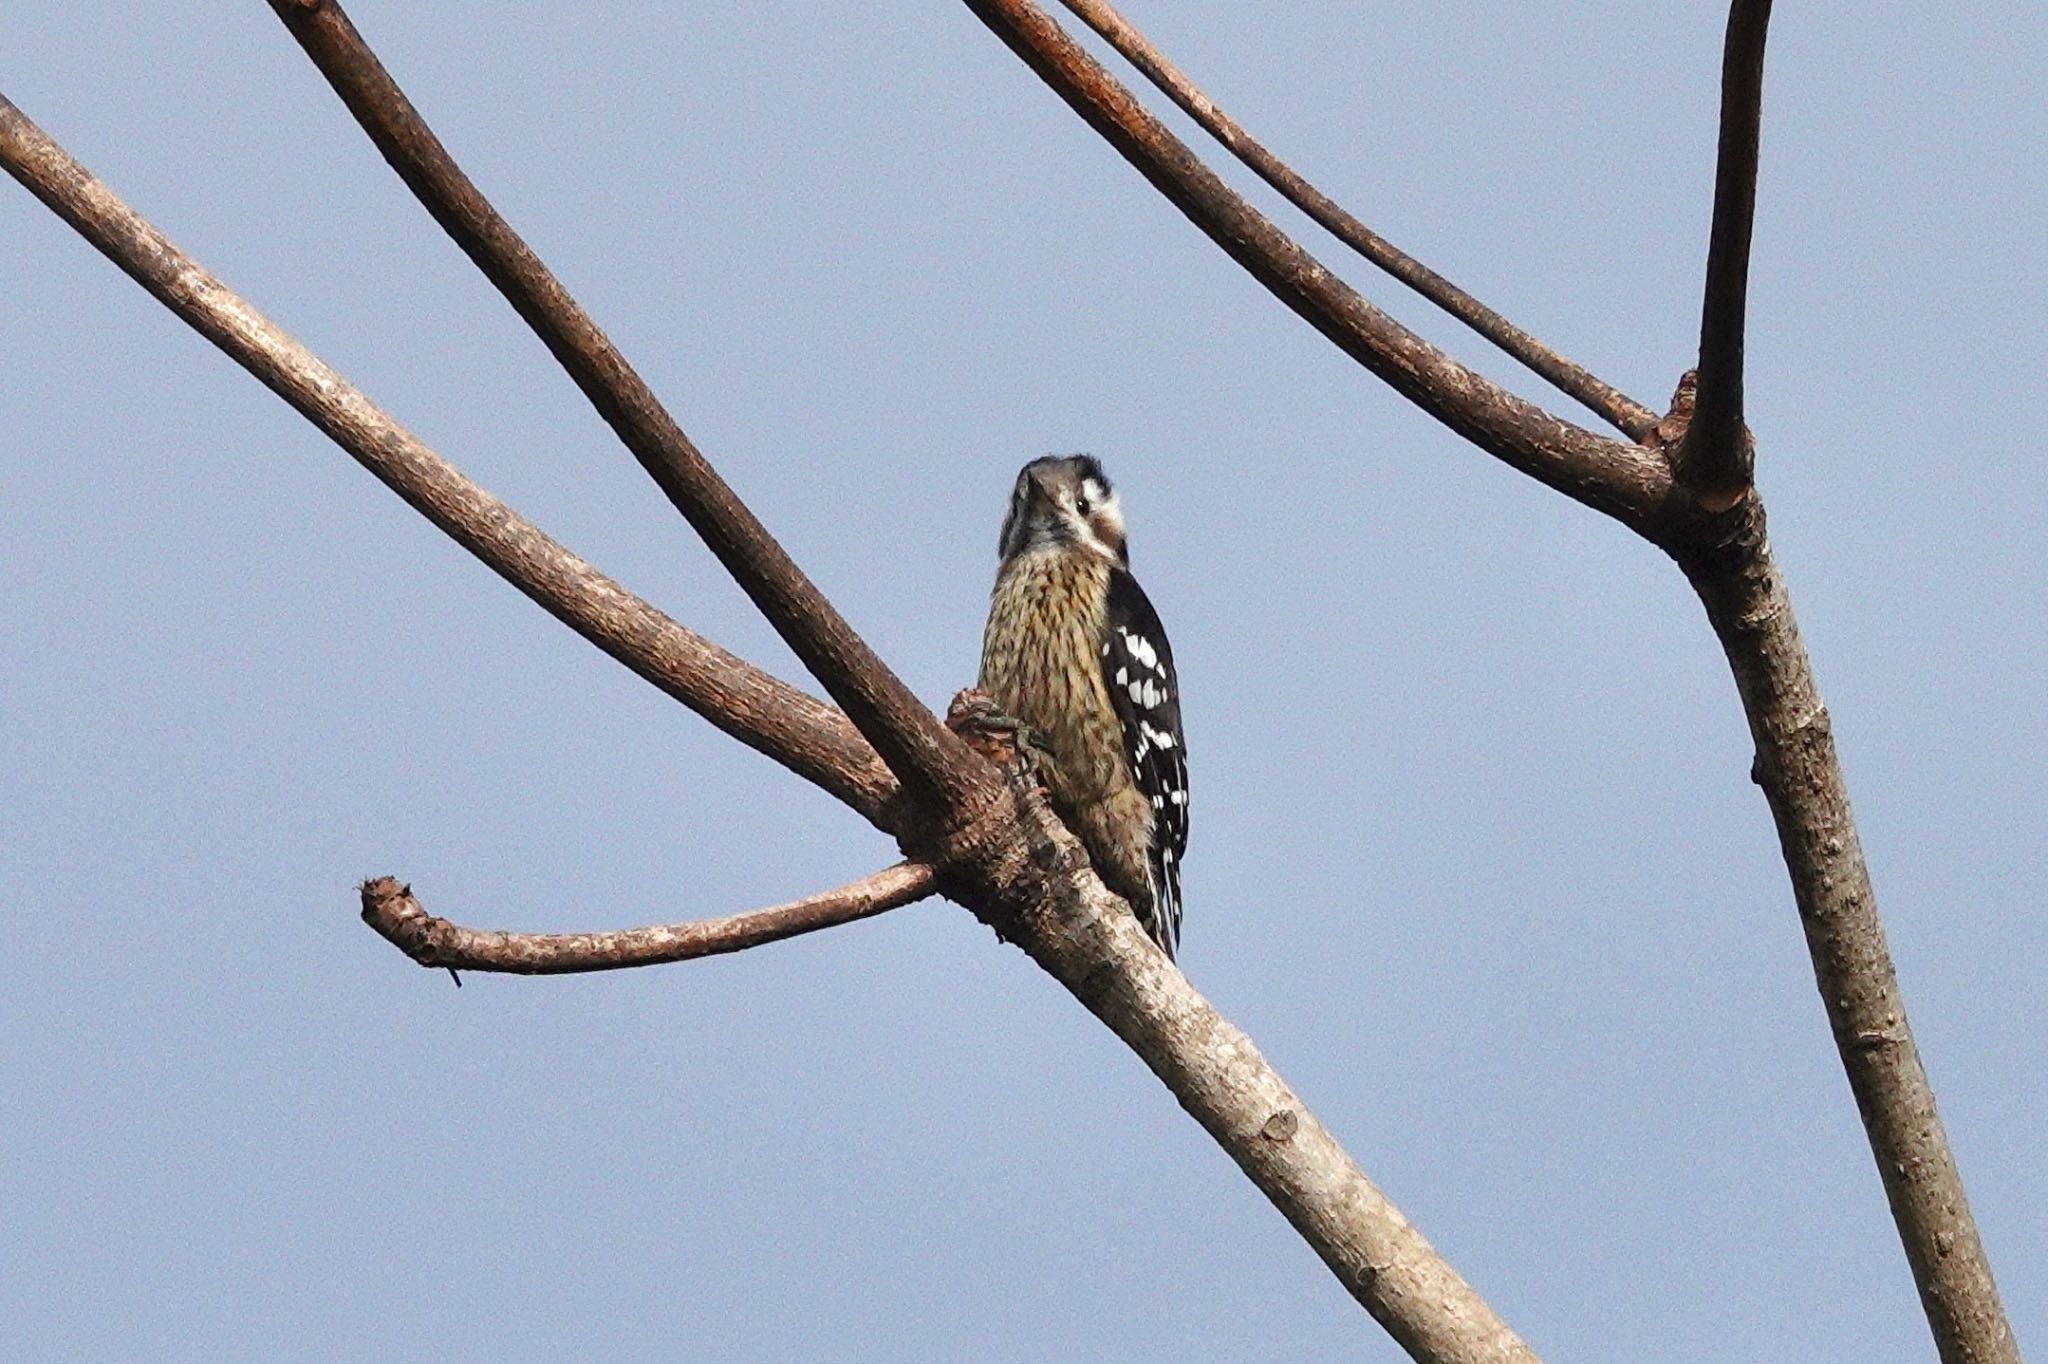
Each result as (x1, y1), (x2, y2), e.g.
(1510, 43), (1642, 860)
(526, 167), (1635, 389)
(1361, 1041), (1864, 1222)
(1085, 478), (1121, 518)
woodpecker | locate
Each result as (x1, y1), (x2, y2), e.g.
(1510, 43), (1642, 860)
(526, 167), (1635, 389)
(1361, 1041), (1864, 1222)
(978, 455), (1188, 958)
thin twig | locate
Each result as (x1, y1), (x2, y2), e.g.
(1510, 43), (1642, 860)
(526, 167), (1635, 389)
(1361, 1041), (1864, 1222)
(0, 92), (898, 824)
(265, 0), (995, 821)
(1679, 0), (1772, 509)
(963, 0), (1672, 534)
(360, 863), (937, 974)
(1058, 0), (1658, 440)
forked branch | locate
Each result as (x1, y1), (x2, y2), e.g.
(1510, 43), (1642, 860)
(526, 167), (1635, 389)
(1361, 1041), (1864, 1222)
(3, 87), (1539, 1363)
(1678, 0), (1773, 509)
(7, 2), (2019, 1359)
(1058, 0), (1660, 440)
(265, 0), (994, 822)
(986, 3), (2017, 1360)
(1659, 22), (2013, 1356)
(963, 0), (1673, 533)
(360, 864), (937, 974)
(0, 93), (897, 825)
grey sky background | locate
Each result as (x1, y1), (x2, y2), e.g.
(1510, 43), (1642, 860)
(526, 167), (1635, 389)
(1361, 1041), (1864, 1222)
(4, 4), (2041, 1361)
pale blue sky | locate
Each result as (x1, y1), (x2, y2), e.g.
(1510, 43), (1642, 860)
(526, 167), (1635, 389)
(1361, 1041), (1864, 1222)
(4, 4), (2042, 1360)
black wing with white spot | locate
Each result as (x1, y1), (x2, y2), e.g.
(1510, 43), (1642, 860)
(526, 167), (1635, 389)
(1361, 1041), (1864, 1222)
(1101, 566), (1188, 957)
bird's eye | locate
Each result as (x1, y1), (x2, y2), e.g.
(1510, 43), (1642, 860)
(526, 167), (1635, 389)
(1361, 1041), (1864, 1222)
(1074, 493), (1092, 515)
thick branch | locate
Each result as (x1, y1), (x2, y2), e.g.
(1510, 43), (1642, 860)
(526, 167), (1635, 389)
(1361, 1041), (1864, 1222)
(924, 761), (1541, 1364)
(986, 5), (2015, 1354)
(965, 0), (1672, 533)
(1678, 0), (1772, 509)
(12, 77), (1538, 1360)
(360, 863), (935, 974)
(266, 0), (995, 821)
(1059, 0), (1658, 440)
(1681, 514), (2017, 1364)
(0, 94), (898, 824)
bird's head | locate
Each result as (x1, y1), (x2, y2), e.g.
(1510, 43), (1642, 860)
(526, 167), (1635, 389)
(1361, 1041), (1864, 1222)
(997, 454), (1127, 566)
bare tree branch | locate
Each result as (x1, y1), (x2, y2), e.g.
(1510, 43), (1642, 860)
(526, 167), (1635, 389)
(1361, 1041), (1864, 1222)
(1662, 9), (2016, 1352)
(1682, 513), (2019, 1364)
(977, 5), (2017, 1359)
(0, 93), (898, 825)
(1678, 0), (1772, 510)
(264, 0), (997, 822)
(962, 0), (1672, 534)
(5, 85), (1542, 1364)
(917, 739), (1543, 1364)
(12, 95), (1540, 1359)
(360, 864), (937, 974)
(1057, 0), (1659, 441)
(7, 8), (2019, 1361)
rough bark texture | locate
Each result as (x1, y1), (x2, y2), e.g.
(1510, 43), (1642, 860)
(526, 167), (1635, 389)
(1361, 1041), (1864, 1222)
(916, 731), (1543, 1364)
(1678, 506), (2018, 1364)
(361, 864), (937, 974)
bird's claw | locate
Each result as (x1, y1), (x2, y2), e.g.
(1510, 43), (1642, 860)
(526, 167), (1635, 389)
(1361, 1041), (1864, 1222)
(947, 688), (1054, 774)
